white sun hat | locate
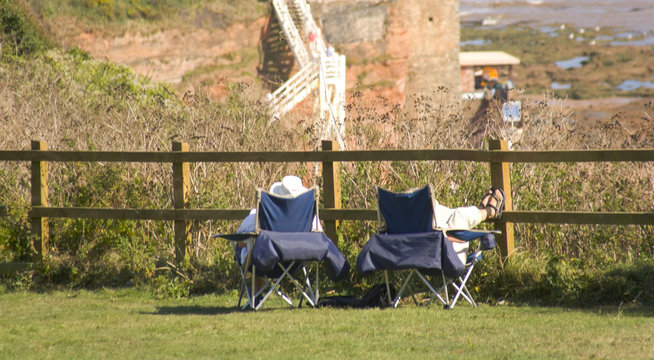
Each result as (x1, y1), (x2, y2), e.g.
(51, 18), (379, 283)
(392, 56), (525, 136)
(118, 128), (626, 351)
(269, 175), (308, 197)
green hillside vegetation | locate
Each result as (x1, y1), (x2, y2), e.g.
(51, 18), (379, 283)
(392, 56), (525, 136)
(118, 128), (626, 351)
(28, 0), (268, 36)
(1, 2), (653, 306)
(0, 0), (54, 56)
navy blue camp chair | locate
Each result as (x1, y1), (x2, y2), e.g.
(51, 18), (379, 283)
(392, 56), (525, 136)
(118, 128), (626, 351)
(356, 185), (498, 308)
(215, 187), (349, 310)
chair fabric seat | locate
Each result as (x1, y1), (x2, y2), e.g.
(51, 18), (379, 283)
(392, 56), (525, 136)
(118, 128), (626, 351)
(354, 185), (499, 309)
(356, 231), (465, 279)
(215, 186), (350, 310)
(252, 230), (350, 281)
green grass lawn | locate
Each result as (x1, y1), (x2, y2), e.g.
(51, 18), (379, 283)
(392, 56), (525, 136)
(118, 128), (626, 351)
(1, 289), (653, 359)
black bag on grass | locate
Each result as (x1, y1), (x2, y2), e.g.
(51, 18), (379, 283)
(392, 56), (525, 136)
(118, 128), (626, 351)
(318, 283), (395, 309)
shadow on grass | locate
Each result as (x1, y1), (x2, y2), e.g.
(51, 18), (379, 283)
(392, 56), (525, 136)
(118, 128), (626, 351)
(150, 305), (242, 315)
(591, 305), (654, 318)
(150, 304), (289, 315)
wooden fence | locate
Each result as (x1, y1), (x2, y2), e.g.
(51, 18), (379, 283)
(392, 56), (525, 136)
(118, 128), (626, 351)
(1, 139), (653, 273)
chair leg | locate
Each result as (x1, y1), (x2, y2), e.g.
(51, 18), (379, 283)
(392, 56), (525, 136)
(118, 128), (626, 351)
(276, 288), (294, 306)
(442, 272), (450, 305)
(404, 271), (423, 306)
(425, 273), (453, 307)
(255, 263), (295, 310)
(392, 270), (416, 308)
(237, 278), (245, 309)
(238, 266), (256, 310)
(301, 265), (317, 306)
(237, 267), (249, 309)
(251, 266), (257, 309)
(448, 261), (477, 309)
(316, 264), (320, 303)
(415, 270), (449, 306)
(298, 266), (307, 308)
(457, 281), (477, 307)
(384, 271), (393, 306)
(286, 266), (317, 307)
(247, 262), (323, 310)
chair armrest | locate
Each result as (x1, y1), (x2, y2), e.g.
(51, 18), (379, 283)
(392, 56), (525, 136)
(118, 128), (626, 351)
(211, 233), (256, 241)
(444, 229), (499, 251)
(443, 229), (500, 242)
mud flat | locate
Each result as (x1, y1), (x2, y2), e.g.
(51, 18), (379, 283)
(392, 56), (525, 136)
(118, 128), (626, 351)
(461, 1), (654, 142)
(461, 0), (654, 33)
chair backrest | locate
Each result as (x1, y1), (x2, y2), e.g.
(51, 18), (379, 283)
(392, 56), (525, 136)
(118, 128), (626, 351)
(256, 187), (317, 232)
(377, 185), (434, 234)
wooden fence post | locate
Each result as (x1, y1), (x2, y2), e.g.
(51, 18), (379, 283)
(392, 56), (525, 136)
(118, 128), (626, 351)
(489, 139), (515, 258)
(321, 140), (341, 243)
(172, 142), (191, 264)
(31, 140), (49, 262)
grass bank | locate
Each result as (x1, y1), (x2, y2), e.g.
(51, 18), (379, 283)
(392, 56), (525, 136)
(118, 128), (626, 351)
(1, 289), (653, 359)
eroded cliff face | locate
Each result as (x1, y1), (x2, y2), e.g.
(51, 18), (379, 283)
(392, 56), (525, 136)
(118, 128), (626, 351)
(313, 0), (461, 113)
(72, 19), (267, 85)
(65, 0), (461, 111)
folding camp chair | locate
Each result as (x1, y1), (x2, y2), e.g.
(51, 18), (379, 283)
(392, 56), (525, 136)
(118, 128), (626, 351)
(356, 185), (498, 309)
(215, 187), (349, 311)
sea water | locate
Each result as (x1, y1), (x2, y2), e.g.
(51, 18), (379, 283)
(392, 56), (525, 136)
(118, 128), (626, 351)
(555, 56), (589, 70)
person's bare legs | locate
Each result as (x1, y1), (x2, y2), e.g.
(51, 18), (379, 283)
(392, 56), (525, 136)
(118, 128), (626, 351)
(477, 207), (489, 222)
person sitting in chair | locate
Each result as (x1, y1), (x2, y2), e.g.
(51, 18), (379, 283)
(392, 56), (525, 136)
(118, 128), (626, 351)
(236, 175), (320, 293)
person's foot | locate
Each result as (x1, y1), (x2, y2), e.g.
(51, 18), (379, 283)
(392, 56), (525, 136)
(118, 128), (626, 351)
(479, 188), (505, 221)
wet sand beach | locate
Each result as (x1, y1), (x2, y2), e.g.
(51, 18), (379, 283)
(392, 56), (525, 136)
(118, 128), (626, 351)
(461, 0), (654, 33)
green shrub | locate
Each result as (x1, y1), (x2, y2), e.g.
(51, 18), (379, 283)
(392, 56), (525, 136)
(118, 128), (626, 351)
(0, 0), (53, 57)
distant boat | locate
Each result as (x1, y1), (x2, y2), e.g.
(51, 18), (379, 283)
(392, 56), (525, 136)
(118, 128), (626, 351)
(482, 17), (499, 26)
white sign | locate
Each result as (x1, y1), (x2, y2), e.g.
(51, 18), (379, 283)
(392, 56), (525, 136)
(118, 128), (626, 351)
(502, 100), (521, 123)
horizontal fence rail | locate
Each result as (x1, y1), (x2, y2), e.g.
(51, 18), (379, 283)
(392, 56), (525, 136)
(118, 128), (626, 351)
(1, 139), (653, 273)
(502, 211), (654, 225)
(29, 207), (654, 225)
(2, 149), (654, 163)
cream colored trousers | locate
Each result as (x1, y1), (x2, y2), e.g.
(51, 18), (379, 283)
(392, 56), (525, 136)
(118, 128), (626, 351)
(434, 201), (483, 230)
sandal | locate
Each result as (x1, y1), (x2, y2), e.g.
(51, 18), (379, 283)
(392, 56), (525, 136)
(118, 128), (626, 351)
(479, 188), (505, 221)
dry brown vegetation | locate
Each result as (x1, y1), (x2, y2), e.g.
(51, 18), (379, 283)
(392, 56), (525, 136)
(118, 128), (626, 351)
(1, 1), (653, 305)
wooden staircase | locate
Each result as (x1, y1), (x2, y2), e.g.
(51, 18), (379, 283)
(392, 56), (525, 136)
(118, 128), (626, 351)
(268, 0), (346, 147)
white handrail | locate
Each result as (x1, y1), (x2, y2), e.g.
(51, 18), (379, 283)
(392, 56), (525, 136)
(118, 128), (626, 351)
(267, 0), (347, 147)
(271, 0), (311, 68)
(268, 62), (319, 119)
(292, 0), (327, 56)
